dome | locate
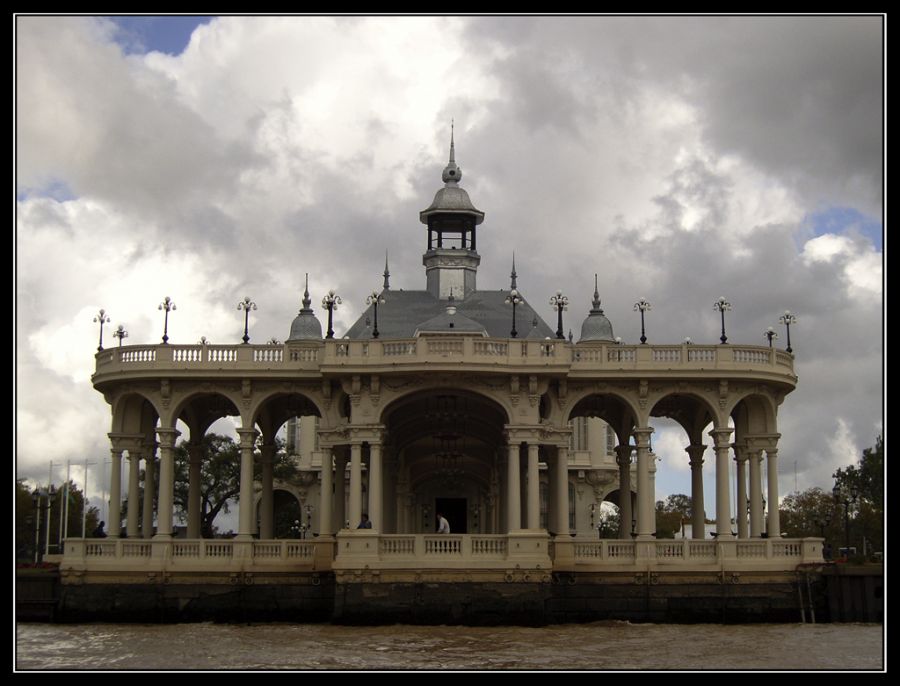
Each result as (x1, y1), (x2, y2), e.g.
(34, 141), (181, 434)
(578, 277), (616, 343)
(287, 278), (323, 341)
(419, 186), (484, 224)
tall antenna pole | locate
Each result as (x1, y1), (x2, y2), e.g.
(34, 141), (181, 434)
(63, 461), (71, 540)
(81, 459), (97, 538)
(45, 461), (53, 556)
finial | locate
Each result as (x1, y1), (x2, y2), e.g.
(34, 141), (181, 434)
(591, 274), (603, 311)
(301, 273), (312, 310)
(383, 251), (391, 290)
(510, 253), (518, 290)
(442, 120), (462, 185)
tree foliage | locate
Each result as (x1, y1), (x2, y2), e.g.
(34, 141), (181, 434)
(16, 478), (100, 562)
(655, 494), (692, 538)
(172, 433), (300, 538)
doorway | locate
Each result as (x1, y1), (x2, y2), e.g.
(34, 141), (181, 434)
(435, 497), (467, 533)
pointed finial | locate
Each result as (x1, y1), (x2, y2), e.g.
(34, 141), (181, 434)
(383, 251), (391, 290)
(301, 273), (312, 311)
(510, 253), (518, 290)
(591, 273), (603, 311)
(442, 120), (462, 185)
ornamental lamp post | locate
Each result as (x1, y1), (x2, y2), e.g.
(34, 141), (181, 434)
(505, 289), (522, 338)
(764, 326), (778, 348)
(550, 291), (569, 340)
(237, 296), (257, 344)
(633, 298), (651, 344)
(832, 485), (859, 557)
(714, 296), (732, 344)
(93, 309), (110, 351)
(366, 291), (386, 339)
(779, 310), (797, 354)
(112, 324), (128, 347)
(158, 297), (176, 344)
(321, 290), (342, 339)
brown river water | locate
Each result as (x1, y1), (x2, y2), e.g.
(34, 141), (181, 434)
(16, 621), (883, 671)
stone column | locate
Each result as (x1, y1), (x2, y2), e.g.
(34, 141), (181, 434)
(616, 445), (633, 539)
(554, 446), (570, 536)
(633, 428), (654, 539)
(527, 443), (540, 530)
(506, 443), (521, 532)
(766, 447), (781, 537)
(186, 443), (204, 539)
(258, 443), (276, 540)
(142, 450), (156, 538)
(735, 446), (749, 538)
(154, 428), (180, 539)
(319, 450), (333, 535)
(334, 453), (347, 529)
(108, 447), (123, 539)
(710, 428), (735, 539)
(685, 445), (706, 539)
(349, 443), (363, 528)
(236, 428), (258, 540)
(368, 442), (383, 531)
(748, 448), (764, 537)
(126, 452), (142, 538)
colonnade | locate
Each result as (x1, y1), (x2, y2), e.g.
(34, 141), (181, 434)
(104, 424), (780, 543)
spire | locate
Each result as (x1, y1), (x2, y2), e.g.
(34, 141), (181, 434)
(592, 273), (602, 311)
(441, 120), (462, 185)
(510, 253), (518, 290)
(302, 273), (312, 311)
(383, 251), (391, 290)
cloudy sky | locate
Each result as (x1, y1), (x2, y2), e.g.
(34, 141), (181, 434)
(15, 16), (883, 524)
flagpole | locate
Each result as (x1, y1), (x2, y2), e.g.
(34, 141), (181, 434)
(45, 460), (53, 556)
(63, 460), (71, 540)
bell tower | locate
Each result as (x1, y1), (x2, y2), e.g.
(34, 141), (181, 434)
(419, 124), (485, 300)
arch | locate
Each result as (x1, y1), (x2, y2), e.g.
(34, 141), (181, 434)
(729, 392), (778, 436)
(169, 390), (243, 434)
(111, 392), (161, 436)
(251, 390), (324, 443)
(647, 391), (720, 443)
(565, 391), (640, 445)
(381, 386), (512, 427)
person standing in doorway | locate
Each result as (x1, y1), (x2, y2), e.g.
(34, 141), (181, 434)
(436, 512), (450, 534)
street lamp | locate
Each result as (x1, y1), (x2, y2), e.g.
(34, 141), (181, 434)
(779, 310), (797, 354)
(237, 296), (257, 344)
(550, 291), (569, 340)
(505, 289), (522, 338)
(833, 485), (859, 557)
(714, 297), (731, 344)
(113, 324), (128, 347)
(633, 298), (651, 344)
(93, 309), (110, 351)
(321, 290), (342, 339)
(158, 297), (176, 344)
(813, 513), (832, 557)
(764, 326), (778, 348)
(366, 291), (386, 339)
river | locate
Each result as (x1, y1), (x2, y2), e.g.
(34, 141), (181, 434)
(15, 621), (883, 671)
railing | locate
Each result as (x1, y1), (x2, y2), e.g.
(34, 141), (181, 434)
(96, 338), (795, 377)
(572, 538), (813, 566)
(377, 534), (511, 561)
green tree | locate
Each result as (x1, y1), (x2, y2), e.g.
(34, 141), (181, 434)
(832, 435), (883, 556)
(778, 487), (842, 542)
(172, 433), (300, 538)
(16, 478), (100, 562)
(655, 494), (692, 538)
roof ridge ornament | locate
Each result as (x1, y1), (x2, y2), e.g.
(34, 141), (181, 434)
(301, 273), (312, 311)
(383, 251), (391, 290)
(510, 252), (518, 290)
(592, 274), (603, 312)
(442, 120), (462, 185)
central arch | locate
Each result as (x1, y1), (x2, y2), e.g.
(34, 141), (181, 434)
(381, 389), (509, 534)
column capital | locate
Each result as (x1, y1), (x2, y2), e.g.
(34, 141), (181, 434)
(236, 427), (259, 448)
(615, 445), (633, 466)
(156, 427), (181, 448)
(685, 444), (706, 467)
(632, 427), (654, 447)
(708, 427), (734, 446)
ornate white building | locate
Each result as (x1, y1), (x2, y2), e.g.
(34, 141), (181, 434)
(62, 134), (819, 601)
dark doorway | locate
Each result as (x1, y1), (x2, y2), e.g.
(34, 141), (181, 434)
(435, 497), (467, 534)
